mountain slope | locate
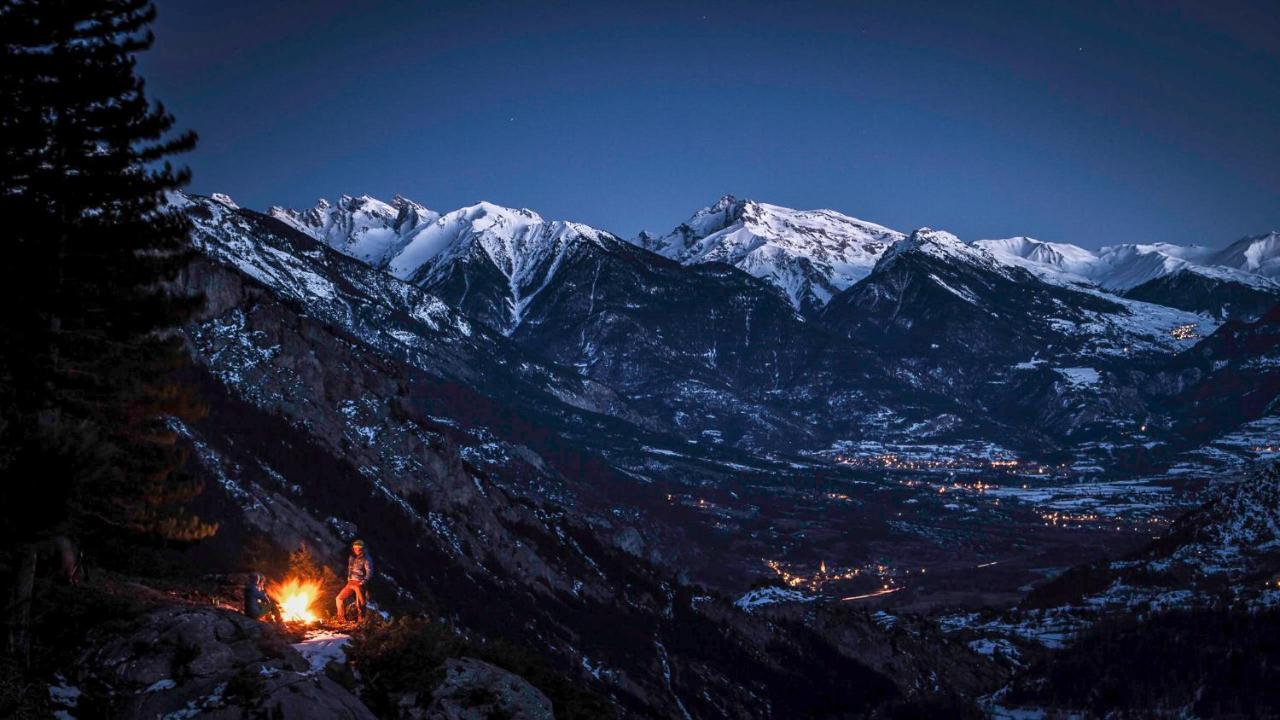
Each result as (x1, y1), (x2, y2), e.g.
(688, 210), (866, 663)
(637, 195), (904, 314)
(1123, 268), (1280, 320)
(991, 460), (1280, 718)
(977, 235), (1280, 319)
(1164, 305), (1280, 445)
(820, 228), (1228, 447)
(821, 228), (1178, 361)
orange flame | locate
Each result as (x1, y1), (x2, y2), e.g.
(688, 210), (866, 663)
(269, 577), (322, 624)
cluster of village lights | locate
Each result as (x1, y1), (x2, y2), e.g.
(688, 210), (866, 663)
(833, 453), (1053, 475)
(1037, 510), (1172, 533)
(764, 558), (930, 595)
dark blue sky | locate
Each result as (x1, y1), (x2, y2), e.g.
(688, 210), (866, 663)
(142, 0), (1279, 248)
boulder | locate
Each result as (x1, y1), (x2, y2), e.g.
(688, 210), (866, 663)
(403, 657), (553, 720)
(76, 604), (374, 719)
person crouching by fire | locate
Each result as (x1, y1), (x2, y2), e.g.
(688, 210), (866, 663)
(335, 539), (372, 622)
(244, 573), (282, 624)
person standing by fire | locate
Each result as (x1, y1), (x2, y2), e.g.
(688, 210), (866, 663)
(335, 539), (372, 622)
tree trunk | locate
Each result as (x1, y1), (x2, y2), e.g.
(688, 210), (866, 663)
(9, 544), (38, 664)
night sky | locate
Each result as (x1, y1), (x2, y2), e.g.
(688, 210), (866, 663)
(141, 0), (1279, 248)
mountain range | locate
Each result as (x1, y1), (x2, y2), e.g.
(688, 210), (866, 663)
(275, 193), (1280, 322)
(265, 192), (1279, 453)
(160, 189), (1280, 718)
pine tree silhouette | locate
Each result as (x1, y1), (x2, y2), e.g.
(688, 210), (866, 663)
(0, 0), (216, 564)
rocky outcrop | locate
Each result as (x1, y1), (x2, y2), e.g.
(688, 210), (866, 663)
(399, 657), (554, 720)
(75, 605), (374, 719)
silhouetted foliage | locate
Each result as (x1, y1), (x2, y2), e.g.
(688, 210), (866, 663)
(0, 0), (213, 552)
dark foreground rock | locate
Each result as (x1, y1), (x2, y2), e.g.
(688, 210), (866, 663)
(75, 605), (374, 719)
(399, 657), (554, 720)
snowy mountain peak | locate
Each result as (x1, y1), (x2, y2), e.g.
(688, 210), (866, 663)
(880, 227), (991, 268)
(210, 192), (239, 209)
(453, 200), (545, 227)
(1213, 230), (1280, 279)
(268, 194), (620, 334)
(708, 194), (741, 213)
(269, 194), (440, 268)
(638, 197), (905, 312)
(978, 232), (1280, 295)
(390, 193), (424, 209)
(975, 236), (1097, 280)
(338, 193), (386, 212)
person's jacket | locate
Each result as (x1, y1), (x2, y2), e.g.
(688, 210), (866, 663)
(244, 583), (275, 619)
(348, 551), (373, 584)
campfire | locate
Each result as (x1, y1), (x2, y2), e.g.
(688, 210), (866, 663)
(269, 577), (322, 624)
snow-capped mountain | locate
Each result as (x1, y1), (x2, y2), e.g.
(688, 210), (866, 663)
(259, 194), (946, 452)
(972, 236), (1099, 281)
(976, 235), (1280, 292)
(274, 197), (624, 335)
(180, 192), (641, 419)
(270, 194), (439, 267)
(258, 190), (1279, 455)
(977, 235), (1280, 319)
(1093, 243), (1222, 290)
(636, 195), (905, 314)
(1211, 230), (1280, 280)
(876, 227), (1012, 277)
(817, 226), (1237, 442)
(824, 228), (1210, 359)
(975, 236), (1215, 290)
(826, 228), (1076, 354)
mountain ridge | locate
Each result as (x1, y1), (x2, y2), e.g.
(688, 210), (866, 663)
(266, 192), (1279, 322)
(636, 195), (905, 314)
